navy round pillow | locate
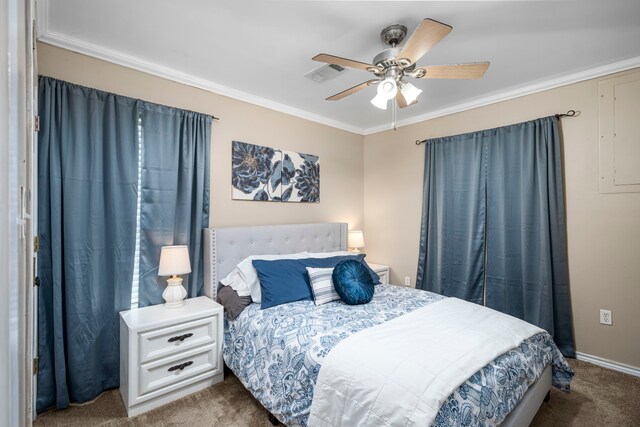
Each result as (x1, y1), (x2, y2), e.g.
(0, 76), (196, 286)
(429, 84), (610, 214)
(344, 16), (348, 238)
(332, 260), (375, 305)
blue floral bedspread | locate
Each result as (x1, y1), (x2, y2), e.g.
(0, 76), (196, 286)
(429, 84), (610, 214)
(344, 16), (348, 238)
(223, 285), (573, 426)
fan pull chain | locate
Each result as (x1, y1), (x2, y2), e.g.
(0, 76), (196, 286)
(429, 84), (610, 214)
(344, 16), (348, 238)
(392, 98), (397, 131)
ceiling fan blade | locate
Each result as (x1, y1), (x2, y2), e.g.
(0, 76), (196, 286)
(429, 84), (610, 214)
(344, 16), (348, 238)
(396, 91), (417, 108)
(416, 62), (490, 79)
(326, 80), (378, 101)
(397, 19), (452, 65)
(313, 54), (376, 72)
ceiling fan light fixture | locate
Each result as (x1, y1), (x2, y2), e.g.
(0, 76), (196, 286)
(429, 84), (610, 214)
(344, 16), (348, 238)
(378, 77), (398, 100)
(370, 92), (388, 110)
(401, 82), (422, 104)
(371, 77), (397, 109)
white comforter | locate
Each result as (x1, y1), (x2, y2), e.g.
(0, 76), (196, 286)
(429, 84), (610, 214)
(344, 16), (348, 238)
(307, 298), (544, 427)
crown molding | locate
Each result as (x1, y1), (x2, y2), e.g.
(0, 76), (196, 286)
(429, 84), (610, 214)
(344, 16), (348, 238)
(363, 55), (640, 135)
(36, 1), (640, 137)
(37, 30), (366, 135)
(576, 352), (640, 378)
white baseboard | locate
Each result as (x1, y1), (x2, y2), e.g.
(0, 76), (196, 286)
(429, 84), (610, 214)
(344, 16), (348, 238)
(576, 352), (640, 378)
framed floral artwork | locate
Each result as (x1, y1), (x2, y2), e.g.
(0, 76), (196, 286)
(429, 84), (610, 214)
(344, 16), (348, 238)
(282, 150), (320, 202)
(231, 141), (320, 203)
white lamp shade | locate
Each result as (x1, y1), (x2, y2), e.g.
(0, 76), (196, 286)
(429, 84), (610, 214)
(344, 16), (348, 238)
(348, 230), (365, 249)
(370, 92), (388, 110)
(401, 82), (422, 105)
(371, 78), (398, 109)
(378, 77), (398, 99)
(158, 245), (191, 276)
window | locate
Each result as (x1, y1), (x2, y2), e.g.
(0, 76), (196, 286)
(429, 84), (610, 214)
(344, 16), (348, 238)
(130, 114), (144, 308)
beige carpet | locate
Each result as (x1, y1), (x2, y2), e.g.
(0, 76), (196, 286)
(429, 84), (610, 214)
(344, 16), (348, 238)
(35, 359), (640, 427)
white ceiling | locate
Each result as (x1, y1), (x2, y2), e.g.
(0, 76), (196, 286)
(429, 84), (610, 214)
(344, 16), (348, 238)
(38, 0), (640, 134)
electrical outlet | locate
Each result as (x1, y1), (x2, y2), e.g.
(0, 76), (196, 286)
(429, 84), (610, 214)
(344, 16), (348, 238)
(404, 276), (411, 287)
(600, 309), (612, 326)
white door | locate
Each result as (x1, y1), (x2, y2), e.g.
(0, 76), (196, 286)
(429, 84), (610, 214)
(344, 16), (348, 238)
(1, 0), (34, 425)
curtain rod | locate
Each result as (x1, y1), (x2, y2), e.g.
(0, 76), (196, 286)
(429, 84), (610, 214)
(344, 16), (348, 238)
(414, 110), (578, 145)
(555, 109), (577, 119)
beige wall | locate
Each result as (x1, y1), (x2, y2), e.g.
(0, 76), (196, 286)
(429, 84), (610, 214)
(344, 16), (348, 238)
(37, 43), (365, 230)
(364, 68), (640, 368)
(38, 42), (638, 368)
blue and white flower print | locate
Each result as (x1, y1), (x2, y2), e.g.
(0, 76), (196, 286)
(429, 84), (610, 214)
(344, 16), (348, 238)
(281, 150), (320, 203)
(433, 332), (573, 426)
(223, 285), (573, 426)
(294, 158), (320, 202)
(231, 141), (320, 203)
(231, 140), (279, 201)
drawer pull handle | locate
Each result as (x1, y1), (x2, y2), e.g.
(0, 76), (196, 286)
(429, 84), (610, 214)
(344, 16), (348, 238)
(168, 361), (193, 372)
(168, 333), (193, 343)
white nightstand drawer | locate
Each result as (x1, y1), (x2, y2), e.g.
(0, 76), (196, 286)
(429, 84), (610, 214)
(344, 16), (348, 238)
(139, 343), (217, 396)
(120, 297), (224, 416)
(139, 316), (216, 364)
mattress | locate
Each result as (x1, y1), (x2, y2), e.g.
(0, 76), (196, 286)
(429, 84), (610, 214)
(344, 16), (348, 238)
(223, 285), (573, 426)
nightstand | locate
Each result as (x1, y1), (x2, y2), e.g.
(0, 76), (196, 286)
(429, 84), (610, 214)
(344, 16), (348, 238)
(368, 262), (390, 285)
(119, 296), (223, 417)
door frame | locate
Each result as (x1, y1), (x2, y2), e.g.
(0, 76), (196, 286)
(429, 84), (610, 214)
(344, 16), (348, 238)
(0, 0), (36, 425)
(27, 0), (38, 420)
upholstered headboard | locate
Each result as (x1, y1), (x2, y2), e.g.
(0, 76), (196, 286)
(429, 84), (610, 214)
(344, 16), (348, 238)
(203, 223), (348, 300)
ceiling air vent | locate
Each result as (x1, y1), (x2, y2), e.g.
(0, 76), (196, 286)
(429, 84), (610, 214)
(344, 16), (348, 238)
(305, 64), (346, 83)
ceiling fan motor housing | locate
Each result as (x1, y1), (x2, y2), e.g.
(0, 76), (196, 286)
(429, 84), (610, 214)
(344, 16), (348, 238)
(373, 48), (400, 70)
(372, 48), (416, 79)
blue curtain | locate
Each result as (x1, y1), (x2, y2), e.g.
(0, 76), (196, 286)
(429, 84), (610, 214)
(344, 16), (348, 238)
(485, 117), (575, 357)
(137, 102), (211, 307)
(416, 116), (575, 357)
(415, 133), (486, 304)
(37, 77), (138, 410)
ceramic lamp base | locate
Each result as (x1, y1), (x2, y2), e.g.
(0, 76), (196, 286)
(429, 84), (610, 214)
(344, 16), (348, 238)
(163, 277), (187, 308)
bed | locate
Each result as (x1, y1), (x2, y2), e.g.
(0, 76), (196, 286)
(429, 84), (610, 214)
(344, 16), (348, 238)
(203, 223), (573, 426)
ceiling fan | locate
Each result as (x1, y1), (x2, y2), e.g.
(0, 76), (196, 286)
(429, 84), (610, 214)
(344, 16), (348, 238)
(313, 19), (490, 110)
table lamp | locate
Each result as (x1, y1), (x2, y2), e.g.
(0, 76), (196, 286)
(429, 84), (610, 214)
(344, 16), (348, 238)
(348, 230), (365, 253)
(158, 245), (191, 308)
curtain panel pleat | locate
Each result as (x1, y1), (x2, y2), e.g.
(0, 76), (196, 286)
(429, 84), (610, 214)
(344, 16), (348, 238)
(485, 117), (575, 357)
(416, 116), (575, 357)
(37, 77), (139, 410)
(137, 103), (211, 307)
(416, 134), (486, 304)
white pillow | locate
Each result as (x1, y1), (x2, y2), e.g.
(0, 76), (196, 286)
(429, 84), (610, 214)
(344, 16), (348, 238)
(307, 267), (341, 306)
(307, 251), (353, 258)
(219, 269), (251, 297)
(236, 252), (310, 303)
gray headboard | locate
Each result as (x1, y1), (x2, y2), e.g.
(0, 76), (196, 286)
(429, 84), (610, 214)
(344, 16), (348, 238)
(203, 223), (348, 300)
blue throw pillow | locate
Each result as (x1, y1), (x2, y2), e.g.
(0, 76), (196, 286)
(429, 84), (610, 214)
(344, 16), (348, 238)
(332, 260), (375, 305)
(253, 254), (377, 309)
(309, 253), (381, 285)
